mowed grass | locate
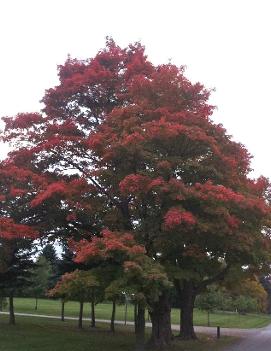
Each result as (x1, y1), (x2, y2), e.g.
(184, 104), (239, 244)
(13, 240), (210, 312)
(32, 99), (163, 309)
(0, 314), (236, 351)
(5, 297), (271, 329)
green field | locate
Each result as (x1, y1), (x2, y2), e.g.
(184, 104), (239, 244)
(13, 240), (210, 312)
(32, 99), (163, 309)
(3, 297), (271, 329)
(0, 314), (235, 351)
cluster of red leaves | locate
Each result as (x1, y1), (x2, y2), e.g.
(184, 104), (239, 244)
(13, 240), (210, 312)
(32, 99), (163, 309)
(0, 164), (46, 187)
(73, 229), (145, 264)
(163, 207), (196, 230)
(193, 181), (269, 215)
(31, 181), (67, 207)
(119, 174), (186, 198)
(2, 113), (43, 130)
(226, 215), (240, 229)
(30, 177), (94, 212)
(0, 218), (38, 239)
(194, 181), (244, 202)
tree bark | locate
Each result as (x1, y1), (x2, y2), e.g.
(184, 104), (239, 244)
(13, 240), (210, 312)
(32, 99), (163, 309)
(148, 292), (172, 348)
(110, 300), (116, 333)
(9, 295), (15, 325)
(135, 304), (145, 351)
(61, 299), (65, 322)
(134, 303), (138, 334)
(124, 300), (128, 325)
(91, 300), (95, 328)
(35, 297), (38, 311)
(78, 301), (84, 329)
(178, 281), (197, 340)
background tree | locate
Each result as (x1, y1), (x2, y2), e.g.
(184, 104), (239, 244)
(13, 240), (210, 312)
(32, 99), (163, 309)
(73, 229), (171, 349)
(27, 255), (52, 310)
(233, 295), (258, 314)
(260, 276), (271, 313)
(0, 238), (35, 324)
(195, 286), (224, 326)
(41, 243), (59, 289)
(49, 269), (99, 329)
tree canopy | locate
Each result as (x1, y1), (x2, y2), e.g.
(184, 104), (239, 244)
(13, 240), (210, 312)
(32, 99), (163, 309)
(1, 38), (271, 346)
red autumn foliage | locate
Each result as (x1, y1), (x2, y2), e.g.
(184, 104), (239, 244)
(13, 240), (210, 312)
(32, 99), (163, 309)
(31, 181), (68, 207)
(73, 229), (145, 264)
(0, 218), (38, 239)
(164, 207), (196, 230)
(1, 39), (271, 343)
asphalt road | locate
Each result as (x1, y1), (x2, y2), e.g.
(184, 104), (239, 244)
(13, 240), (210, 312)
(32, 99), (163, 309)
(224, 324), (271, 351)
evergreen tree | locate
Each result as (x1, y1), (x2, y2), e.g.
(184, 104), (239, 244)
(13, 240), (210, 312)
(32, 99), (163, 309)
(0, 238), (35, 324)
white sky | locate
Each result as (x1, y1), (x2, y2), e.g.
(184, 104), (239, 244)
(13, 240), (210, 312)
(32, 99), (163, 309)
(0, 0), (270, 178)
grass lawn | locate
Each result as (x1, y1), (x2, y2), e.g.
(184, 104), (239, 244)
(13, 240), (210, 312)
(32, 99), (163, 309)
(4, 297), (271, 329)
(0, 314), (236, 351)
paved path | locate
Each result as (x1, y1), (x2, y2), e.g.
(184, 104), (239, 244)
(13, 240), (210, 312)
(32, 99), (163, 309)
(0, 311), (258, 335)
(2, 311), (271, 349)
(223, 323), (271, 351)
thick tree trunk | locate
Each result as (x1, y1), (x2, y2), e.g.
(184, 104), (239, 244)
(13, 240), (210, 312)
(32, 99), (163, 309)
(78, 301), (84, 329)
(178, 282), (197, 340)
(110, 300), (116, 333)
(35, 297), (38, 311)
(9, 295), (15, 325)
(61, 299), (65, 322)
(91, 300), (95, 328)
(135, 304), (145, 351)
(148, 292), (172, 349)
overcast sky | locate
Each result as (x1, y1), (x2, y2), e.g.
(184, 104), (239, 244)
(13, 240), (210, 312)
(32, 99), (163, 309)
(0, 0), (270, 178)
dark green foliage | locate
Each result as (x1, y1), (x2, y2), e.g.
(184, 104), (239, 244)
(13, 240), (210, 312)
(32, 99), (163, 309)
(0, 238), (35, 295)
(26, 255), (52, 309)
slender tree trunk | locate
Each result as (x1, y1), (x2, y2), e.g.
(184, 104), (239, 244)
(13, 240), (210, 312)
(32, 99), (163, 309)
(78, 301), (84, 329)
(9, 295), (15, 325)
(35, 297), (38, 311)
(178, 282), (197, 340)
(135, 304), (145, 351)
(148, 292), (172, 348)
(124, 300), (128, 325)
(91, 300), (95, 328)
(61, 299), (65, 322)
(134, 303), (138, 334)
(110, 300), (116, 333)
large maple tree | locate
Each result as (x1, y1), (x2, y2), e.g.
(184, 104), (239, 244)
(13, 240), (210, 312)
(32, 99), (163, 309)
(1, 39), (271, 345)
